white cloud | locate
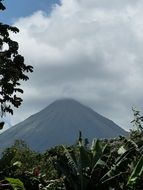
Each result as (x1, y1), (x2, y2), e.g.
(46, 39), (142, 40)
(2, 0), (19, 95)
(10, 0), (143, 130)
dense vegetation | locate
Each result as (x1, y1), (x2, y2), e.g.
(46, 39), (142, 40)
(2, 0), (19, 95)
(0, 123), (142, 190)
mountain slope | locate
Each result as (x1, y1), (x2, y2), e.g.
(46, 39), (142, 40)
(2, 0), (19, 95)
(0, 99), (127, 153)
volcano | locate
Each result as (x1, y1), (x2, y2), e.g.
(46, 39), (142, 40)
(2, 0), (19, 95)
(0, 99), (127, 153)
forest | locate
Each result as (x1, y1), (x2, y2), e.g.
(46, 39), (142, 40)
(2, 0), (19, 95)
(0, 116), (143, 190)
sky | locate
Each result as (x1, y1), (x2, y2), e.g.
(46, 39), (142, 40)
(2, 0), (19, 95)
(1, 0), (60, 23)
(1, 0), (143, 131)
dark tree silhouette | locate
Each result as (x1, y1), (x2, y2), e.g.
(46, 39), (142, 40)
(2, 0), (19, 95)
(0, 0), (33, 118)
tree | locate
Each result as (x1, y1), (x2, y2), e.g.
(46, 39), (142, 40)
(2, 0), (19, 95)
(131, 108), (143, 131)
(0, 140), (38, 176)
(53, 135), (110, 190)
(0, 0), (33, 118)
(52, 132), (143, 190)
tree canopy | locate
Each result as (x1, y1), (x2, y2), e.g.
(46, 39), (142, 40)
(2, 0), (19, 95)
(0, 0), (33, 117)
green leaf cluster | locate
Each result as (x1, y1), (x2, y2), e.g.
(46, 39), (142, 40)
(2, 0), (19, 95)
(0, 0), (33, 116)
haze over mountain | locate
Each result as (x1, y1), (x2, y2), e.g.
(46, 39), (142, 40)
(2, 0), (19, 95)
(0, 99), (127, 153)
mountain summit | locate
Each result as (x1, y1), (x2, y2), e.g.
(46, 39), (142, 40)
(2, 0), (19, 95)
(0, 99), (127, 152)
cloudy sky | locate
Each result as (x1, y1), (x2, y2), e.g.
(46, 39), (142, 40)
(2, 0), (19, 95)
(2, 0), (143, 131)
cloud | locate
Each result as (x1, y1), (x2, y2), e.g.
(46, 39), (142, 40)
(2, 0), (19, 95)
(9, 0), (143, 130)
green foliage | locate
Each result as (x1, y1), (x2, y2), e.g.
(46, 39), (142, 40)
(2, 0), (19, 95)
(0, 4), (34, 188)
(131, 108), (143, 131)
(52, 134), (109, 190)
(127, 155), (143, 187)
(0, 0), (33, 116)
(0, 140), (38, 177)
(50, 131), (143, 190)
(5, 177), (25, 190)
(0, 111), (142, 190)
(0, 130), (142, 190)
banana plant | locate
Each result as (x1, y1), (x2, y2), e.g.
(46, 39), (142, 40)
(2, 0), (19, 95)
(0, 177), (25, 190)
(126, 142), (143, 189)
(127, 155), (143, 188)
(101, 138), (143, 190)
(53, 133), (110, 190)
(53, 133), (143, 190)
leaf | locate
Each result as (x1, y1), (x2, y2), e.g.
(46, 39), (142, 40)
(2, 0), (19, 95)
(91, 139), (102, 155)
(13, 161), (22, 168)
(79, 145), (91, 169)
(127, 155), (143, 187)
(0, 121), (4, 129)
(118, 146), (126, 155)
(100, 148), (134, 184)
(0, 2), (5, 10)
(14, 88), (24, 93)
(25, 65), (33, 72)
(90, 139), (103, 168)
(5, 178), (25, 190)
(116, 147), (134, 164)
(59, 146), (78, 176)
